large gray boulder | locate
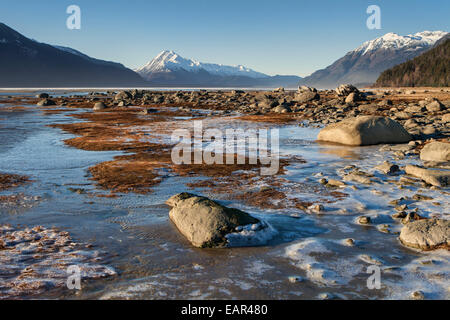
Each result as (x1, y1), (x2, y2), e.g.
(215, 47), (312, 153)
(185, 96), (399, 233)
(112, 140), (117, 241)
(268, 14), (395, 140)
(420, 142), (450, 162)
(399, 219), (450, 250)
(404, 165), (450, 187)
(166, 193), (261, 248)
(317, 116), (412, 146)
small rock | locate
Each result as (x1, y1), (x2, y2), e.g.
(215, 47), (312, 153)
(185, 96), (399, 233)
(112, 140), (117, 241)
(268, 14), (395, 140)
(36, 93), (49, 99)
(295, 91), (319, 103)
(375, 161), (400, 175)
(298, 86), (317, 93)
(426, 100), (445, 112)
(115, 91), (132, 101)
(442, 113), (450, 123)
(359, 254), (383, 265)
(402, 212), (423, 224)
(317, 292), (335, 300)
(37, 99), (56, 106)
(392, 212), (407, 219)
(344, 238), (355, 246)
(420, 142), (450, 162)
(394, 111), (412, 120)
(357, 216), (371, 225)
(93, 102), (106, 111)
(343, 172), (372, 184)
(326, 179), (346, 188)
(378, 224), (391, 233)
(335, 84), (359, 96)
(311, 204), (324, 213)
(412, 194), (433, 201)
(345, 92), (361, 103)
(272, 105), (291, 113)
(141, 108), (157, 114)
(404, 165), (450, 187)
(288, 276), (303, 283)
(411, 291), (425, 300)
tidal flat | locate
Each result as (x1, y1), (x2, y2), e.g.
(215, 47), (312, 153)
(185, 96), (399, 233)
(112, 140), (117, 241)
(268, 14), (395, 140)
(0, 87), (449, 299)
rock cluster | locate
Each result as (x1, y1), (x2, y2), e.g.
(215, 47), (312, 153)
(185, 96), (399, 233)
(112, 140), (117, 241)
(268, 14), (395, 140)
(77, 86), (449, 142)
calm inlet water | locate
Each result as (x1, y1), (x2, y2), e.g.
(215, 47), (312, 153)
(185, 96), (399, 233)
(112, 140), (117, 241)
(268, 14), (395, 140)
(0, 96), (448, 300)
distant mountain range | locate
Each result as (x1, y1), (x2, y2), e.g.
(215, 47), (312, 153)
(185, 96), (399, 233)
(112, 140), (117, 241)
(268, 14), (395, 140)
(0, 23), (301, 88)
(135, 50), (302, 88)
(0, 22), (448, 89)
(299, 31), (448, 89)
(375, 35), (450, 87)
(0, 23), (146, 87)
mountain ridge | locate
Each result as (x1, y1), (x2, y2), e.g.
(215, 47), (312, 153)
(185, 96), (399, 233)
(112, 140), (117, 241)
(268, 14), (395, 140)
(136, 50), (269, 79)
(1, 22), (447, 89)
(0, 23), (147, 88)
(299, 30), (448, 89)
(135, 50), (302, 88)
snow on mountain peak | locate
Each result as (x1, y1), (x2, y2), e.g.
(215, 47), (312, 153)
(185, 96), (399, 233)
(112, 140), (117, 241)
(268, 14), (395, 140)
(136, 50), (268, 79)
(353, 30), (448, 55)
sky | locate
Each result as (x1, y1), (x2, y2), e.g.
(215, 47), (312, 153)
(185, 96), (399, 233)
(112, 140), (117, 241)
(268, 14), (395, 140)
(1, 0), (449, 76)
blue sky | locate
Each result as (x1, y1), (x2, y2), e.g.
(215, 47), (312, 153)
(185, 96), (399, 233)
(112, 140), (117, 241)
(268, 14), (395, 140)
(1, 0), (449, 76)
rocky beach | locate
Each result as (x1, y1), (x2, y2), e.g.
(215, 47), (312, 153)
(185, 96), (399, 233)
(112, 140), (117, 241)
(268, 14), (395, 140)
(0, 86), (448, 299)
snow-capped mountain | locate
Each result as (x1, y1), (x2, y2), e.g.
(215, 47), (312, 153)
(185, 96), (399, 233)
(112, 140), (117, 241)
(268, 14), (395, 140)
(300, 30), (448, 89)
(136, 50), (301, 87)
(0, 23), (146, 87)
(137, 50), (268, 79)
(353, 31), (448, 55)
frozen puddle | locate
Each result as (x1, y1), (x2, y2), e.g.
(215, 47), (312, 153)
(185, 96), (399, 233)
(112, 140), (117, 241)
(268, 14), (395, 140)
(0, 224), (116, 298)
(226, 221), (277, 247)
(284, 238), (364, 287)
(383, 250), (450, 300)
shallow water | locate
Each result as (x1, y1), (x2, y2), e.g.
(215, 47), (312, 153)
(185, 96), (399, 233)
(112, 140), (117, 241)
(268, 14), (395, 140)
(0, 98), (448, 300)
